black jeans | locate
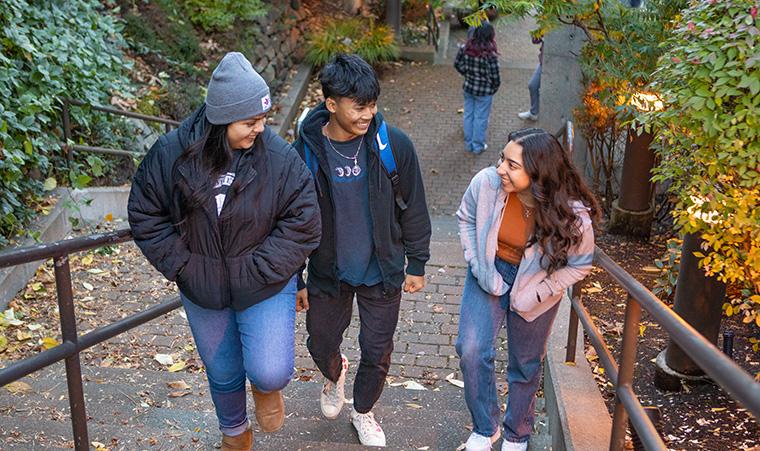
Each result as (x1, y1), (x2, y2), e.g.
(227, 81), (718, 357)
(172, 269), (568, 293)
(306, 281), (402, 414)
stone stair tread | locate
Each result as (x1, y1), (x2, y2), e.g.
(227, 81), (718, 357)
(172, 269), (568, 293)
(2, 363), (549, 449)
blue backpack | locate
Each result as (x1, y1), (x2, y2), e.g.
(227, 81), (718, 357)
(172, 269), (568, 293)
(302, 120), (408, 210)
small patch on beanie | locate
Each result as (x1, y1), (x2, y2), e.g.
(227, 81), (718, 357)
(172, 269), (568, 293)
(261, 94), (271, 111)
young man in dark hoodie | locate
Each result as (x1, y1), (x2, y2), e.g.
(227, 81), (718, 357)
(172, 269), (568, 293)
(294, 54), (431, 447)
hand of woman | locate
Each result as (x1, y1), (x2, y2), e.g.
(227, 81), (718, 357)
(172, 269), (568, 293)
(296, 288), (309, 312)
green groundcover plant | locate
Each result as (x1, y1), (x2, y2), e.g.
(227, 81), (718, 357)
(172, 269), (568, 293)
(0, 0), (132, 247)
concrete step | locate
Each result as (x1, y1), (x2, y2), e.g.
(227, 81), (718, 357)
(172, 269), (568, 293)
(2, 363), (550, 450)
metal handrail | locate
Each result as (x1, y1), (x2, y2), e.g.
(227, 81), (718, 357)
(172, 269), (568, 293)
(0, 228), (181, 451)
(554, 119), (574, 156)
(558, 121), (760, 450)
(61, 98), (180, 161)
(426, 3), (440, 51)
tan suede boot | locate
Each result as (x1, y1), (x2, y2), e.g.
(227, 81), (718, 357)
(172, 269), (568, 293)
(251, 385), (285, 432)
(221, 426), (252, 451)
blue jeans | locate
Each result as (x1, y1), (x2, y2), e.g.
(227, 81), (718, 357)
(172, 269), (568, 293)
(528, 63), (542, 116)
(456, 258), (560, 443)
(181, 276), (297, 436)
(463, 92), (494, 153)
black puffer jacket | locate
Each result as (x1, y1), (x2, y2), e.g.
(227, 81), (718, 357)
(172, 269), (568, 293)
(293, 103), (431, 297)
(128, 106), (321, 310)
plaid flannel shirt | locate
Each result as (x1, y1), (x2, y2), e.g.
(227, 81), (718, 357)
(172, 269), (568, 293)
(454, 47), (501, 97)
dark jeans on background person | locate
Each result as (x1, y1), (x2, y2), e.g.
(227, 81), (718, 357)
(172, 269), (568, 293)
(528, 63), (542, 116)
(456, 258), (560, 443)
(306, 281), (402, 414)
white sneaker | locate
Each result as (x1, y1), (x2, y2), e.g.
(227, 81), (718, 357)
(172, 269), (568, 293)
(350, 408), (386, 447)
(517, 111), (538, 121)
(320, 354), (348, 419)
(465, 429), (501, 450)
(501, 439), (528, 451)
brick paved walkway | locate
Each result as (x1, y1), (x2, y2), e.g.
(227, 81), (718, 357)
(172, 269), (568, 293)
(293, 16), (541, 386)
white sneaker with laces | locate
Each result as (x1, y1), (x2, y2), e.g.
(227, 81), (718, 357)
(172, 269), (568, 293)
(465, 429), (501, 450)
(350, 408), (386, 447)
(320, 354), (348, 419)
(517, 111), (538, 121)
(501, 438), (528, 451)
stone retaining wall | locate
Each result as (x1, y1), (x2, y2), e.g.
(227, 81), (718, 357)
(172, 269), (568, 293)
(248, 0), (310, 92)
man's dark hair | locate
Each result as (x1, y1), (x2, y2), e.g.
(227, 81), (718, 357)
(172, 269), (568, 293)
(319, 54), (380, 105)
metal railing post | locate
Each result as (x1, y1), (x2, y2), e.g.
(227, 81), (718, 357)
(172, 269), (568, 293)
(62, 99), (73, 167)
(610, 294), (642, 450)
(565, 283), (582, 363)
(54, 255), (89, 451)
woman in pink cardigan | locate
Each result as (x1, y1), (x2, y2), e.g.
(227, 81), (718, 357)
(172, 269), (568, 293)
(455, 128), (600, 451)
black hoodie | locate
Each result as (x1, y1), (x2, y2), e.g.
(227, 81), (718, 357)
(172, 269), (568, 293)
(293, 102), (431, 297)
(128, 106), (322, 310)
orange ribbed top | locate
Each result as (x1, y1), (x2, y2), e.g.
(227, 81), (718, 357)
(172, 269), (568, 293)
(496, 194), (535, 265)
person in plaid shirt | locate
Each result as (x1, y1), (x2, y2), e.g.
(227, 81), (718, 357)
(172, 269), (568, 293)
(455, 22), (501, 154)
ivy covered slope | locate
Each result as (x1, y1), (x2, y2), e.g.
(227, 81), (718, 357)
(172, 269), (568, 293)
(646, 0), (759, 323)
(0, 0), (132, 246)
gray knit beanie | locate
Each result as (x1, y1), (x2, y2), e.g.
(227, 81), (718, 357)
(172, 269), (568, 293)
(205, 52), (272, 125)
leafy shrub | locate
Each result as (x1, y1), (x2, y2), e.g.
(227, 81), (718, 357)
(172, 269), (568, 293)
(182, 0), (268, 32)
(306, 18), (399, 67)
(121, 0), (203, 65)
(644, 0), (760, 326)
(0, 0), (132, 247)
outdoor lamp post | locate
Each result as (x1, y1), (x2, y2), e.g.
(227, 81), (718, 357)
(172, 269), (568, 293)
(608, 92), (663, 238)
(654, 231), (727, 391)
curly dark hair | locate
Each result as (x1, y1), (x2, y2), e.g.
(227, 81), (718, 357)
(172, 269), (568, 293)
(508, 128), (601, 274)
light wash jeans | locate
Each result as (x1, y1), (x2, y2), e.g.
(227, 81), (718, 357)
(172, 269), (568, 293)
(456, 258), (560, 443)
(528, 63), (542, 116)
(463, 91), (494, 153)
(181, 276), (297, 436)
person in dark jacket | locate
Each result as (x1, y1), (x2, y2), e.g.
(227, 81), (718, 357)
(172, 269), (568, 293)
(455, 22), (501, 154)
(293, 54), (431, 447)
(127, 52), (321, 451)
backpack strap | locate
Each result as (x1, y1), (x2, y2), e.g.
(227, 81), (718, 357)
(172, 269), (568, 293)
(375, 121), (408, 211)
(303, 141), (318, 178)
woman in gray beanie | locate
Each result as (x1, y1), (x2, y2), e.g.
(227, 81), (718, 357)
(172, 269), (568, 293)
(128, 52), (322, 450)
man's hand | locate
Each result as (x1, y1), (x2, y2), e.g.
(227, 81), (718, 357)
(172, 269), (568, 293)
(296, 288), (309, 312)
(403, 274), (425, 293)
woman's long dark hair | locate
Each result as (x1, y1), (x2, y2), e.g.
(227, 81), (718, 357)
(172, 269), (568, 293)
(465, 22), (499, 57)
(172, 121), (233, 226)
(509, 128), (601, 274)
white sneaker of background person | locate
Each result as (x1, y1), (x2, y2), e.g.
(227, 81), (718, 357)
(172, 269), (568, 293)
(350, 408), (386, 447)
(320, 354), (348, 419)
(465, 429), (501, 450)
(517, 111), (538, 121)
(501, 438), (528, 451)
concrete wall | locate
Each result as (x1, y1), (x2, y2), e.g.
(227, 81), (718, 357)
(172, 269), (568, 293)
(544, 296), (613, 451)
(0, 187), (131, 310)
(538, 25), (589, 174)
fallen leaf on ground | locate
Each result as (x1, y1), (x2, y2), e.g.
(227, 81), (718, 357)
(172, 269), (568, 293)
(169, 391), (190, 398)
(445, 372), (464, 388)
(4, 381), (32, 394)
(406, 403), (422, 409)
(82, 282), (94, 291)
(41, 336), (59, 349)
(154, 353), (174, 366)
(168, 380), (190, 390)
(168, 361), (186, 372)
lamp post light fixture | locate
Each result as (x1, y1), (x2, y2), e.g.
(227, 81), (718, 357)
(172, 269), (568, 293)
(608, 91), (664, 238)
